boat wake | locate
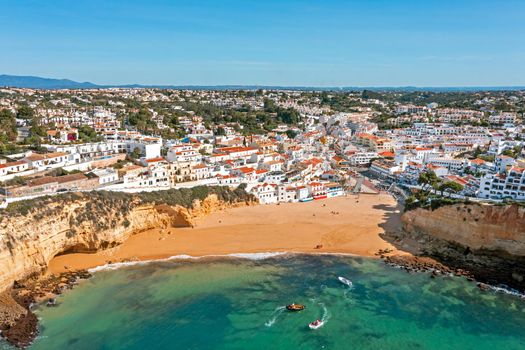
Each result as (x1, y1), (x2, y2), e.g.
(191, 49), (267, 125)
(319, 302), (330, 323)
(265, 306), (286, 327)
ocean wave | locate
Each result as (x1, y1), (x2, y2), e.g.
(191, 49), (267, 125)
(488, 285), (525, 299)
(88, 252), (290, 273)
(224, 252), (289, 260)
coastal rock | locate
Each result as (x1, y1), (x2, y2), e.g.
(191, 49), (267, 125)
(399, 203), (525, 291)
(0, 190), (255, 293)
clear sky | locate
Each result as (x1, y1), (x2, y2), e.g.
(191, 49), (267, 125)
(1, 0), (524, 87)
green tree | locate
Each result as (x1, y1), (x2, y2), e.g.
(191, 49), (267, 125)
(438, 181), (464, 197)
(215, 126), (226, 136)
(263, 98), (278, 113)
(277, 108), (300, 124)
(418, 170), (440, 193)
(16, 104), (34, 119)
(78, 125), (101, 142)
(0, 109), (17, 142)
(285, 130), (298, 139)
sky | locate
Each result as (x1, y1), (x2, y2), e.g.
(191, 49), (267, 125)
(1, 0), (525, 87)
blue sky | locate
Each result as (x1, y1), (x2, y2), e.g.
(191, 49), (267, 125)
(1, 0), (524, 86)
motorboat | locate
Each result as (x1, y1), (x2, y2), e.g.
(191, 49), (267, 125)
(338, 276), (353, 288)
(286, 303), (305, 311)
(308, 319), (324, 329)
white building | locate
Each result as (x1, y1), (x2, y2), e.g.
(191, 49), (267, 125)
(477, 167), (525, 200)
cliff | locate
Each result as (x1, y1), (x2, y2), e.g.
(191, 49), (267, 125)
(400, 203), (525, 290)
(0, 186), (255, 293)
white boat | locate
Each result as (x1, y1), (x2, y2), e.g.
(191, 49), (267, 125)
(308, 319), (324, 330)
(338, 276), (353, 287)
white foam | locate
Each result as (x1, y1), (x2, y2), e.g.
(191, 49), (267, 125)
(489, 285), (525, 298)
(265, 306), (286, 327)
(88, 252), (290, 273)
(225, 252), (289, 260)
(320, 302), (330, 323)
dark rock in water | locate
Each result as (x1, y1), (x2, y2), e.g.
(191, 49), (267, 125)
(1, 269), (93, 347)
(2, 310), (38, 348)
(382, 227), (525, 293)
(477, 282), (491, 291)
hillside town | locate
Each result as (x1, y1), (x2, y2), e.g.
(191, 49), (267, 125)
(0, 87), (524, 207)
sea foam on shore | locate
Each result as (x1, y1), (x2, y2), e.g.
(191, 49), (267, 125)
(87, 252), (290, 273)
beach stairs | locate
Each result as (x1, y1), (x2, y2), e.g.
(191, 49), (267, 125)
(352, 176), (364, 194)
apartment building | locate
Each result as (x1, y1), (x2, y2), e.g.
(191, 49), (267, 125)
(478, 167), (525, 200)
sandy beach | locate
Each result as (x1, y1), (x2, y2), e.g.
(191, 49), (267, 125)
(48, 193), (404, 274)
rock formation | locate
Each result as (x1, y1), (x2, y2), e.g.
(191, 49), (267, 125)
(400, 203), (525, 290)
(0, 187), (255, 293)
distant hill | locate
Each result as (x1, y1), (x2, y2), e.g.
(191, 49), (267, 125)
(0, 74), (524, 92)
(0, 74), (99, 89)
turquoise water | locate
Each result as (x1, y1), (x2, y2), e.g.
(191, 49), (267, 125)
(11, 255), (525, 349)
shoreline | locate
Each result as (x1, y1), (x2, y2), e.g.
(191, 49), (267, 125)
(85, 251), (374, 273)
(47, 194), (406, 274)
(2, 193), (407, 347)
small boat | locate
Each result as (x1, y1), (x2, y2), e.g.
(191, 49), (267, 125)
(309, 319), (324, 329)
(286, 303), (305, 311)
(46, 298), (57, 307)
(338, 276), (353, 287)
(300, 197), (313, 202)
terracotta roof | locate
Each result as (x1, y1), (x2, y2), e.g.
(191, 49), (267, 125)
(145, 157), (166, 163)
(0, 161), (27, 169)
(57, 173), (87, 183)
(379, 151), (395, 158)
(470, 158), (486, 165)
(25, 152), (68, 161)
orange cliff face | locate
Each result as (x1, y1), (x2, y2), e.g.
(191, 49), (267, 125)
(401, 203), (525, 289)
(0, 194), (248, 292)
(402, 203), (525, 255)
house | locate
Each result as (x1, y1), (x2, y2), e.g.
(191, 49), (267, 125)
(166, 148), (202, 164)
(295, 186), (310, 201)
(370, 160), (400, 178)
(216, 146), (258, 160)
(325, 182), (344, 197)
(47, 128), (79, 143)
(424, 157), (469, 173)
(495, 155), (517, 173)
(192, 164), (210, 180)
(126, 138), (162, 159)
(118, 165), (148, 186)
(277, 185), (297, 202)
(217, 174), (242, 186)
(265, 171), (286, 184)
(0, 161), (30, 177)
(23, 152), (70, 170)
(250, 183), (277, 204)
(425, 164), (449, 177)
(346, 151), (378, 166)
(5, 173), (98, 197)
(308, 182), (326, 197)
(90, 168), (119, 185)
(260, 160), (283, 172)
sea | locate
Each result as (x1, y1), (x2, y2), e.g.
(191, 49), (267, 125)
(5, 254), (525, 349)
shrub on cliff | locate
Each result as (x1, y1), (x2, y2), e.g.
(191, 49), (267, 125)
(0, 186), (254, 219)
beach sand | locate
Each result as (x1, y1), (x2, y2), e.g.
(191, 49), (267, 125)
(48, 193), (404, 274)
